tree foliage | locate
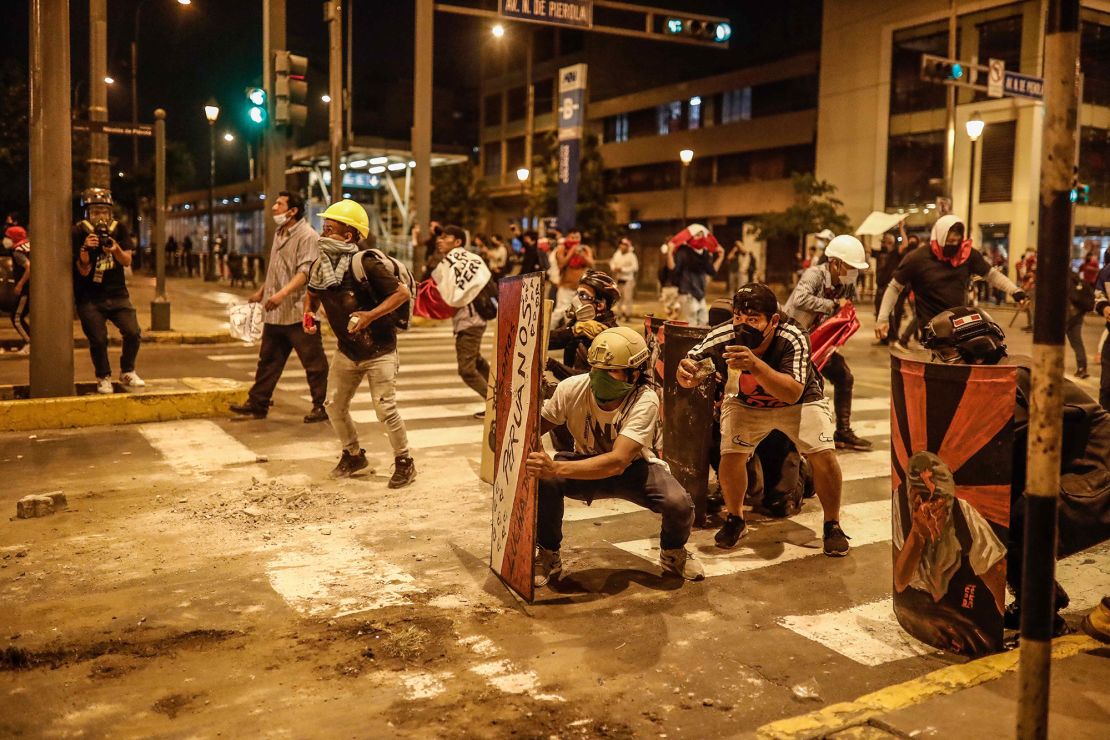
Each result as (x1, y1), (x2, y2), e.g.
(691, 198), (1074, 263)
(431, 160), (489, 228)
(0, 60), (29, 220)
(750, 173), (851, 250)
(530, 132), (618, 245)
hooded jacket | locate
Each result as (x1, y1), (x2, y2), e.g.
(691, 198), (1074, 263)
(929, 215), (974, 267)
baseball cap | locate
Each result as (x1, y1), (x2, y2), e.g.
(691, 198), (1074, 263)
(731, 283), (779, 318)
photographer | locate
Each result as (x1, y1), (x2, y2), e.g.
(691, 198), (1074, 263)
(71, 188), (144, 394)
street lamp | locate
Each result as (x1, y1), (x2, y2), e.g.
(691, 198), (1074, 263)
(104, 75), (115, 85)
(321, 94), (332, 103)
(205, 99), (219, 282)
(965, 112), (984, 241)
(516, 167), (530, 227)
(223, 131), (235, 142)
(492, 23), (505, 38)
(679, 149), (694, 222)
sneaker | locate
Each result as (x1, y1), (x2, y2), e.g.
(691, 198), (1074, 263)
(1074, 368), (1089, 379)
(14, 344), (29, 355)
(835, 428), (873, 451)
(714, 514), (747, 549)
(892, 340), (909, 353)
(823, 520), (851, 557)
(534, 546), (562, 588)
(330, 449), (369, 478)
(303, 405), (328, 424)
(388, 456), (417, 489)
(473, 409), (486, 420)
(1082, 596), (1110, 643)
(230, 401), (267, 419)
(1004, 603), (1073, 636)
(119, 371), (146, 389)
(660, 548), (705, 581)
(96, 376), (114, 395)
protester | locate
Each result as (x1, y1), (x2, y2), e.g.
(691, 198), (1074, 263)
(71, 188), (144, 394)
(657, 244), (681, 321)
(678, 283), (851, 556)
(1067, 270), (1093, 379)
(554, 229), (594, 317)
(725, 240), (758, 294)
(922, 307), (1110, 634)
(481, 234), (508, 279)
(870, 229), (900, 321)
(1080, 248), (1100, 286)
(783, 234), (873, 451)
(665, 224), (724, 325)
(1095, 251), (1110, 410)
(526, 327), (704, 585)
(548, 270), (620, 380)
(6, 225), (30, 352)
(887, 233), (920, 348)
(608, 237), (639, 321)
(230, 191), (329, 422)
(303, 199), (416, 485)
(436, 225), (492, 406)
(503, 230), (546, 278)
(875, 215), (1025, 343)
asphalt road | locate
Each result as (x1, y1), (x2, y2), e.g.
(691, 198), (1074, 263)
(1, 312), (1107, 738)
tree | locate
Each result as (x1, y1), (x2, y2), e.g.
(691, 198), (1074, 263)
(0, 60), (29, 221)
(431, 161), (489, 229)
(749, 172), (851, 252)
(530, 132), (618, 245)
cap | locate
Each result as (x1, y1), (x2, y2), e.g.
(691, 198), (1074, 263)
(731, 283), (779, 318)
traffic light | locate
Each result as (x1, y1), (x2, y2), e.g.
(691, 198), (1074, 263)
(920, 54), (966, 84)
(274, 50), (308, 127)
(664, 17), (731, 43)
(245, 87), (267, 127)
(1070, 184), (1090, 204)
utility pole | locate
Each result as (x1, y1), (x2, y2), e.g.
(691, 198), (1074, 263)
(262, 0), (287, 261)
(88, 0), (110, 189)
(326, 0), (344, 204)
(151, 108), (170, 331)
(523, 26), (535, 223)
(412, 0), (433, 278)
(29, 0), (75, 398)
(345, 0), (354, 146)
(943, 0), (958, 200)
(1017, 0), (1080, 737)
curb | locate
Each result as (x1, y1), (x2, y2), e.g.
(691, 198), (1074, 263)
(0, 377), (249, 432)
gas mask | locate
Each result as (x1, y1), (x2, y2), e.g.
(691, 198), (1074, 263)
(568, 295), (597, 323)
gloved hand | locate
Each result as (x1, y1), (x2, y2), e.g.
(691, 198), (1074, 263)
(572, 319), (607, 339)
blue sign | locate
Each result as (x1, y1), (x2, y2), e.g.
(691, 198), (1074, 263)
(556, 64), (587, 233)
(1003, 71), (1043, 100)
(499, 0), (592, 29)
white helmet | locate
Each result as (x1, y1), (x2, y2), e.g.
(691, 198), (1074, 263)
(814, 228), (835, 242)
(824, 235), (870, 270)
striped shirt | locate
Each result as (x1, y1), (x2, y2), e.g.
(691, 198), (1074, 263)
(687, 319), (824, 408)
(263, 218), (319, 325)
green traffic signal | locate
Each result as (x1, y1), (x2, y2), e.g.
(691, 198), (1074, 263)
(248, 106), (266, 125)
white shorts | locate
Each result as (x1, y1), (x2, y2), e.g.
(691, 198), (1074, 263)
(720, 397), (836, 456)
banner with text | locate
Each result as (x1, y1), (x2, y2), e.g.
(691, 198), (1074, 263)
(489, 273), (546, 603)
(499, 0), (593, 28)
(557, 63), (587, 233)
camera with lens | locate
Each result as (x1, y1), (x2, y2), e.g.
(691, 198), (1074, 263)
(93, 221), (113, 248)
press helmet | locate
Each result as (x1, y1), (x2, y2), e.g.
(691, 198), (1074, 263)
(578, 269), (621, 310)
(81, 187), (113, 208)
(922, 306), (1007, 365)
(587, 327), (649, 370)
(823, 235), (870, 270)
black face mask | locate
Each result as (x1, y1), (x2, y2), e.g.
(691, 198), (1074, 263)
(942, 242), (960, 258)
(733, 323), (767, 349)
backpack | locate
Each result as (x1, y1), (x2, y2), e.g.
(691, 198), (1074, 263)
(471, 277), (499, 321)
(351, 248), (417, 331)
(1071, 274), (1095, 313)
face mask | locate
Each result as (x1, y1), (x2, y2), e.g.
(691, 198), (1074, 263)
(273, 212), (289, 227)
(589, 368), (634, 403)
(843, 268), (859, 285)
(733, 322), (767, 349)
(942, 242), (960, 258)
(569, 296), (596, 323)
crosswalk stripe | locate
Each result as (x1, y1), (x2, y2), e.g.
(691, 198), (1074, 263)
(352, 403), (483, 424)
(849, 397), (891, 413)
(207, 352), (258, 361)
(405, 423), (483, 449)
(138, 419), (259, 475)
(301, 387), (483, 404)
(611, 499), (890, 577)
(564, 499), (644, 522)
(840, 450), (891, 481)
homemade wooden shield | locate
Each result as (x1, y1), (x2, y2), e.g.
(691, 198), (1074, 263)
(643, 316), (669, 455)
(662, 322), (715, 525)
(489, 273), (546, 603)
(890, 356), (1017, 656)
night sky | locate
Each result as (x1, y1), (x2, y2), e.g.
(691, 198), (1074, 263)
(3, 1), (819, 191)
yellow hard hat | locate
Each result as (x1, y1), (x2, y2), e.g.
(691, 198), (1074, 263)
(320, 199), (369, 238)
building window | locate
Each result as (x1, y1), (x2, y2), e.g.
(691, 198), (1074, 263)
(886, 130), (945, 208)
(657, 101), (682, 135)
(750, 75), (819, 117)
(1081, 20), (1110, 107)
(627, 107), (658, 139)
(978, 120), (1016, 203)
(716, 145), (815, 185)
(719, 87), (752, 124)
(483, 141), (502, 178)
(605, 113), (629, 143)
(1079, 127), (1110, 207)
(974, 16), (1022, 102)
(505, 136), (526, 171)
(533, 78), (554, 116)
(608, 162), (681, 193)
(688, 96), (702, 130)
(506, 86), (527, 122)
(483, 93), (502, 127)
(890, 25), (950, 115)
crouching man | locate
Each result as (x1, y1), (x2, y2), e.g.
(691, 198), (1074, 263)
(526, 327), (704, 586)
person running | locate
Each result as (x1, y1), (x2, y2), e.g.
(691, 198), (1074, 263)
(433, 225), (492, 406)
(678, 283), (851, 556)
(527, 327), (704, 585)
(6, 225), (30, 352)
(304, 199), (416, 486)
(875, 215), (1025, 343)
(665, 224), (725, 326)
(783, 234), (873, 451)
(230, 190), (329, 422)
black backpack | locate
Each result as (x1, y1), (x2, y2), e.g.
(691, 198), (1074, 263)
(472, 277), (499, 321)
(1071, 274), (1095, 313)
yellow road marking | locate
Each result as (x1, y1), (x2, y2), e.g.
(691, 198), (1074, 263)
(756, 634), (1102, 739)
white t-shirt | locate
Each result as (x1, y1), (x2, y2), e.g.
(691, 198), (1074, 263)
(609, 250), (639, 283)
(541, 374), (662, 464)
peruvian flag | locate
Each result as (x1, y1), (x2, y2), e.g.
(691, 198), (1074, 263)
(669, 223), (720, 253)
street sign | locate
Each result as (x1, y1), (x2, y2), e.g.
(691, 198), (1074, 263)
(557, 63), (587, 232)
(498, 0), (593, 29)
(1003, 71), (1044, 100)
(72, 120), (153, 137)
(987, 58), (1005, 98)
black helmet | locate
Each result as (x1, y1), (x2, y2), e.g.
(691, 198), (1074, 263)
(578, 269), (621, 310)
(922, 306), (1007, 365)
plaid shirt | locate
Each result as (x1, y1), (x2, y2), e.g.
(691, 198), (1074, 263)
(263, 218), (318, 325)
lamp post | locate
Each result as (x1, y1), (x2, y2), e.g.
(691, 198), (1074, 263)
(679, 149), (694, 223)
(516, 167), (530, 228)
(965, 113), (984, 242)
(132, 0), (191, 172)
(204, 99), (219, 282)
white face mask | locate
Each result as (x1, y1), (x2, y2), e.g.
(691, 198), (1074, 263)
(273, 212), (289, 227)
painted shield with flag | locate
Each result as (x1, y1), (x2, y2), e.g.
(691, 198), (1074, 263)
(889, 356), (1016, 656)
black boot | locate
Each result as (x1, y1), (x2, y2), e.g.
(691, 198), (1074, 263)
(389, 456), (417, 489)
(833, 383), (872, 451)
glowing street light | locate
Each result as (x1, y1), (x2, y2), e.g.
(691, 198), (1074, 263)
(679, 149), (694, 221)
(965, 113), (985, 142)
(492, 23), (505, 38)
(679, 148), (694, 165)
(104, 76), (115, 85)
(321, 94), (331, 103)
(965, 112), (984, 236)
(516, 167), (530, 183)
(223, 132), (235, 142)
